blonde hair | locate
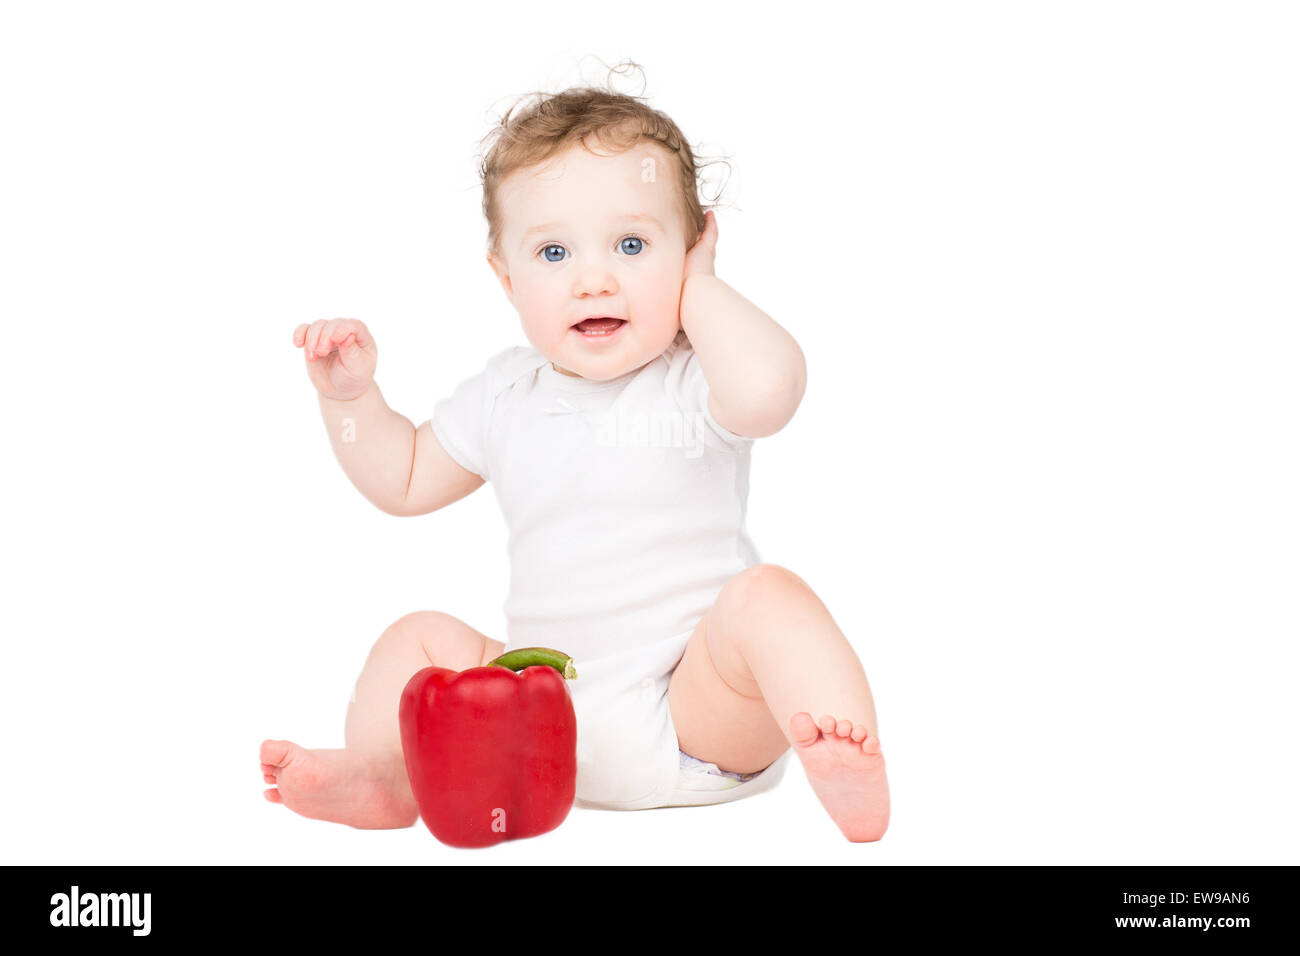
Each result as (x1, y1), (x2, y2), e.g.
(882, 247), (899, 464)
(477, 64), (725, 257)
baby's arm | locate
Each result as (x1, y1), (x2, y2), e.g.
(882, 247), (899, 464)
(678, 212), (807, 438)
(294, 318), (484, 517)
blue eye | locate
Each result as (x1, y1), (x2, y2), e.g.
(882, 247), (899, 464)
(536, 235), (647, 262)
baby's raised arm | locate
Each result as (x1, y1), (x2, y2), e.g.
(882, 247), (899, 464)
(293, 318), (484, 516)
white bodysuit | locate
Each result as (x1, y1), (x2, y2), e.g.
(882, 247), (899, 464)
(431, 330), (790, 810)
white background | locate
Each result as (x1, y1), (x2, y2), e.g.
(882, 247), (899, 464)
(2, 0), (1296, 865)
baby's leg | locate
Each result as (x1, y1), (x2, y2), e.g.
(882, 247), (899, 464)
(667, 564), (889, 841)
(260, 611), (504, 829)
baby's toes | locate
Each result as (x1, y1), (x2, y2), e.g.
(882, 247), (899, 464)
(834, 719), (853, 738)
(861, 734), (883, 757)
(260, 739), (296, 770)
(850, 724), (869, 743)
(263, 788), (283, 804)
(817, 714), (838, 735)
(789, 712), (821, 747)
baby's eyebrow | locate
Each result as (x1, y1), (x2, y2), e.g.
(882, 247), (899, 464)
(520, 214), (666, 245)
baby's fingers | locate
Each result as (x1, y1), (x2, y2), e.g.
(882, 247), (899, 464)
(320, 323), (355, 360)
(324, 318), (371, 353)
(319, 319), (351, 358)
(304, 319), (329, 359)
(344, 321), (372, 351)
(335, 331), (359, 356)
(317, 319), (362, 358)
(299, 318), (371, 362)
(311, 322), (340, 359)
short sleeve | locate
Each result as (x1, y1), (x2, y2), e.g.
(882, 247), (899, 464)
(431, 362), (493, 481)
(663, 332), (753, 449)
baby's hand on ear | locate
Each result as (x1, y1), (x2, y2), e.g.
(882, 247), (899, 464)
(293, 318), (378, 401)
(683, 209), (718, 281)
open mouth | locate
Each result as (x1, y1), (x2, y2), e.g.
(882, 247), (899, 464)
(571, 317), (627, 337)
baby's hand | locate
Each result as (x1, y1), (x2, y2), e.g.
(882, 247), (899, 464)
(683, 209), (718, 281)
(293, 318), (378, 401)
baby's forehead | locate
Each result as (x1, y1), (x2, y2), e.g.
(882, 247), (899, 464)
(509, 138), (673, 190)
(500, 141), (685, 230)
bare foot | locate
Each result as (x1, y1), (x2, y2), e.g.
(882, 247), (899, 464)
(259, 739), (418, 829)
(789, 713), (890, 842)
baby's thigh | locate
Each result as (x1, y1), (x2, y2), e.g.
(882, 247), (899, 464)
(667, 601), (788, 775)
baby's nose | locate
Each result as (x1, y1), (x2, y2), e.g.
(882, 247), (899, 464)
(571, 265), (619, 297)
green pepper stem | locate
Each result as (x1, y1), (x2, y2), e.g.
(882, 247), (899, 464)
(487, 647), (578, 680)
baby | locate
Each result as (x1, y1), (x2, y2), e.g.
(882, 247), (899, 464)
(260, 83), (890, 841)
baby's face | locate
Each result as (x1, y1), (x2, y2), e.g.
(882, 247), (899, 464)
(487, 140), (690, 380)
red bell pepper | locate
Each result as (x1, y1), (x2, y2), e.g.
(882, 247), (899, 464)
(398, 647), (578, 848)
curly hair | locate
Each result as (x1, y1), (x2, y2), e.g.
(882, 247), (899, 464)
(477, 63), (724, 257)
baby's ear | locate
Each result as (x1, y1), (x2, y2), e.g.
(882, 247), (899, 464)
(486, 251), (514, 303)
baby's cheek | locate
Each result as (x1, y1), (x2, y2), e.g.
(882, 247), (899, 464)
(649, 263), (687, 304)
(516, 292), (561, 335)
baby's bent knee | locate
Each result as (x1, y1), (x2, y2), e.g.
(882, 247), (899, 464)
(370, 611), (492, 672)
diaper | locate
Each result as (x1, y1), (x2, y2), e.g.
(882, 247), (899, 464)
(565, 631), (791, 811)
(663, 747), (791, 808)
